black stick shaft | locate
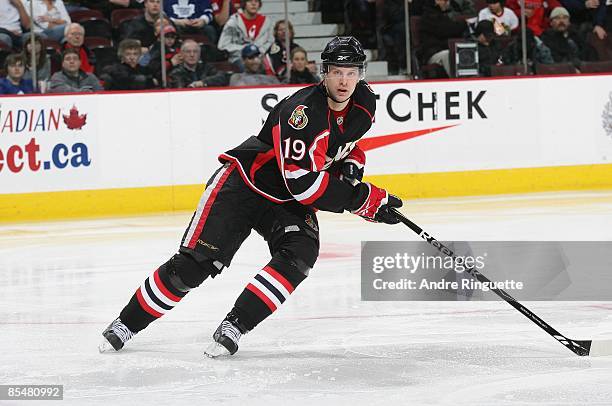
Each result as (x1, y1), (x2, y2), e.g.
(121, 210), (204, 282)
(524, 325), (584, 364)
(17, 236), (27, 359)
(389, 208), (590, 356)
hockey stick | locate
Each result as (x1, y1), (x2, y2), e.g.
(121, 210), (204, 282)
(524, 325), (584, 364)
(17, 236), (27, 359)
(389, 208), (612, 357)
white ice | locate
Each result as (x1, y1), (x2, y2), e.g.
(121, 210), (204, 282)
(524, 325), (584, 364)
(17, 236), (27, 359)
(1, 191), (612, 406)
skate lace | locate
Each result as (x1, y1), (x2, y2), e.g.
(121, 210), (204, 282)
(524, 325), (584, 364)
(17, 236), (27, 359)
(112, 319), (135, 343)
(221, 320), (242, 344)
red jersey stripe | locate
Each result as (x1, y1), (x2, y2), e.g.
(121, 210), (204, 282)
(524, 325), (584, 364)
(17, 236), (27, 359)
(136, 288), (164, 318)
(187, 163), (235, 248)
(246, 283), (277, 312)
(153, 268), (182, 302)
(263, 265), (294, 293)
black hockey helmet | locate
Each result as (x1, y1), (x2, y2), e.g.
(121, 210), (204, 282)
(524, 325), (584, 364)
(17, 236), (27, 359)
(320, 36), (366, 72)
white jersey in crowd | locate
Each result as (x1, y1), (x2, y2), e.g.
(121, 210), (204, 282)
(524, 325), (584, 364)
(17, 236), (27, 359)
(0, 0), (22, 34)
(478, 7), (519, 35)
(24, 0), (71, 32)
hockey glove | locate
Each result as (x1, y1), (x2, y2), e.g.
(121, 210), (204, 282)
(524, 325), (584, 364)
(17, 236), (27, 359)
(339, 146), (365, 186)
(352, 183), (402, 224)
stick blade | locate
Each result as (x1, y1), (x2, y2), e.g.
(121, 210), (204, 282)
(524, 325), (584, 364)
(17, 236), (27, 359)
(588, 339), (612, 357)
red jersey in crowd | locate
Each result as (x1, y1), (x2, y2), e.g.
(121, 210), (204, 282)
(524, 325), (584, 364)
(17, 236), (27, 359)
(506, 0), (561, 36)
(211, 0), (241, 16)
(240, 12), (266, 41)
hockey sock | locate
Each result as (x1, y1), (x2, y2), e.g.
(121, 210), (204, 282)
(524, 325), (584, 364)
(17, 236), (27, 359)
(119, 265), (188, 333)
(231, 262), (307, 331)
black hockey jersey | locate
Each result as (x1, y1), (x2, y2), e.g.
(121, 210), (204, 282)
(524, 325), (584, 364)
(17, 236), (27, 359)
(219, 81), (376, 213)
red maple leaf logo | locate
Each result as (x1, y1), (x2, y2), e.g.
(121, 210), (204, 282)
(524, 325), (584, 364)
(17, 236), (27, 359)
(63, 105), (87, 130)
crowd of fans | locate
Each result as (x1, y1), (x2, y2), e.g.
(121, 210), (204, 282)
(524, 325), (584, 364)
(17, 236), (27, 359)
(0, 0), (320, 94)
(1, 0), (611, 95)
(377, 0), (611, 76)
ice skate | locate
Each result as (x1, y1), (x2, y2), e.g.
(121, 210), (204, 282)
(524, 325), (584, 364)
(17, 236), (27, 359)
(99, 318), (135, 353)
(205, 313), (248, 358)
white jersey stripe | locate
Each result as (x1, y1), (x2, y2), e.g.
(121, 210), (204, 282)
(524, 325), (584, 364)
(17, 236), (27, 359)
(250, 278), (283, 309)
(260, 269), (291, 299)
(183, 165), (229, 246)
(293, 171), (325, 202)
(284, 168), (309, 179)
(308, 130), (330, 171)
(148, 276), (179, 307)
(139, 282), (168, 315)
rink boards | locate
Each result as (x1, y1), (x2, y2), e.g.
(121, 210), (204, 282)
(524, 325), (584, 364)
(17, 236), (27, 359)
(2, 75), (612, 221)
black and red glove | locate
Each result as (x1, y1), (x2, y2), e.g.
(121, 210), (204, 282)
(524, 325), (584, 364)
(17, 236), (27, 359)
(339, 146), (365, 186)
(352, 183), (402, 224)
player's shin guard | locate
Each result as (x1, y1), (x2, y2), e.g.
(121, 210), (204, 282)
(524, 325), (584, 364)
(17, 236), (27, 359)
(206, 251), (310, 357)
(237, 249), (311, 329)
(236, 262), (307, 330)
(117, 252), (213, 334)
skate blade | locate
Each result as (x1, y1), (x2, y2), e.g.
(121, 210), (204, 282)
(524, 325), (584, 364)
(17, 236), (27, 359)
(98, 338), (116, 353)
(204, 342), (231, 358)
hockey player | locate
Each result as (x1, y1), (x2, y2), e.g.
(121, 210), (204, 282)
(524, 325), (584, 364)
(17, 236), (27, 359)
(99, 36), (403, 357)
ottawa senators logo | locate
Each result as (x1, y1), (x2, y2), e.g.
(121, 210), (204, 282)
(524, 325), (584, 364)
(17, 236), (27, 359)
(288, 105), (309, 130)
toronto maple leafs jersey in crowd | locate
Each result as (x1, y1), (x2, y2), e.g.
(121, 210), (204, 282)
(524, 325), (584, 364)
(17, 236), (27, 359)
(219, 81), (376, 213)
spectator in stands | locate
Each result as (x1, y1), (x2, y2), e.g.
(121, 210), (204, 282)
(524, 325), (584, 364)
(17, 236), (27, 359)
(502, 27), (554, 67)
(506, 0), (561, 37)
(218, 0), (273, 71)
(265, 19), (299, 79)
(448, 0), (477, 17)
(211, 0), (240, 32)
(408, 0), (476, 16)
(164, 0), (217, 43)
(421, 0), (469, 77)
(540, 6), (598, 65)
(48, 48), (102, 92)
(62, 23), (95, 73)
(22, 34), (51, 83)
(120, 0), (163, 51)
(100, 38), (155, 90)
(381, 0), (408, 74)
(0, 0), (32, 49)
(145, 22), (182, 82)
(62, 0), (86, 13)
(478, 0), (519, 36)
(24, 0), (71, 42)
(229, 43), (279, 86)
(0, 53), (34, 94)
(472, 20), (503, 76)
(559, 0), (607, 39)
(108, 0), (145, 7)
(587, 0), (610, 40)
(287, 47), (319, 84)
(78, 0), (144, 19)
(168, 38), (227, 87)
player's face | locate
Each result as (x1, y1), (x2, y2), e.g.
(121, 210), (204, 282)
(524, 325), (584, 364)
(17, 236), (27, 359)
(291, 51), (307, 72)
(244, 55), (261, 73)
(551, 15), (570, 32)
(123, 48), (141, 68)
(244, 0), (260, 15)
(324, 65), (360, 103)
(62, 54), (81, 74)
(66, 27), (84, 47)
(145, 0), (161, 16)
(487, 2), (502, 13)
(7, 62), (25, 81)
(182, 44), (201, 66)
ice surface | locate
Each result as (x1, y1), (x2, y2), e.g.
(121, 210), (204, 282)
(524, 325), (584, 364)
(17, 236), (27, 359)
(1, 191), (612, 406)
